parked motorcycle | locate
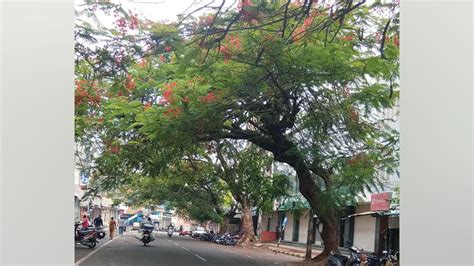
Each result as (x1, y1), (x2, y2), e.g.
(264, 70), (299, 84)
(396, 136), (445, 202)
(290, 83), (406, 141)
(74, 223), (99, 249)
(327, 246), (399, 266)
(327, 246), (365, 266)
(95, 226), (106, 240)
(366, 250), (399, 266)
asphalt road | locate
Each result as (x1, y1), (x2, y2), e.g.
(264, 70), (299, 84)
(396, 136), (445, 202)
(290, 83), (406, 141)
(75, 231), (300, 266)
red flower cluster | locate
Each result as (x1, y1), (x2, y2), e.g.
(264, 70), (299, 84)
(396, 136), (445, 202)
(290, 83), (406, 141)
(75, 80), (101, 107)
(238, 0), (256, 20)
(218, 35), (242, 61)
(164, 107), (183, 118)
(144, 102), (152, 110)
(200, 91), (217, 104)
(116, 18), (126, 28)
(341, 34), (354, 41)
(109, 144), (121, 154)
(160, 82), (177, 104)
(130, 15), (139, 30)
(292, 16), (314, 42)
(126, 74), (136, 91)
(165, 46), (172, 52)
(393, 35), (400, 47)
(138, 58), (147, 67)
(159, 55), (167, 63)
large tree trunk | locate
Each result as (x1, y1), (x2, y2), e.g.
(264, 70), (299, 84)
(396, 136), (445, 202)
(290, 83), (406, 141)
(312, 214), (340, 262)
(219, 215), (230, 234)
(237, 198), (257, 246)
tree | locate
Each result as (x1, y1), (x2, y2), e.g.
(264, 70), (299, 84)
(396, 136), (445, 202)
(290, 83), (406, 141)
(75, 0), (399, 261)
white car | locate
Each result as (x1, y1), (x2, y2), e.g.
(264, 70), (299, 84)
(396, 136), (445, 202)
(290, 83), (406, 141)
(132, 222), (140, 230)
(191, 227), (207, 238)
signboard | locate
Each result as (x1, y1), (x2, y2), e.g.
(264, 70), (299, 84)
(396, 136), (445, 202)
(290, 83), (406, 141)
(79, 171), (89, 186)
(370, 192), (392, 211)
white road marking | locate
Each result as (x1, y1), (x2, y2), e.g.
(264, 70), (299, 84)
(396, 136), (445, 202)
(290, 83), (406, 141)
(195, 254), (207, 261)
(182, 247), (190, 251)
(75, 235), (122, 266)
(174, 242), (180, 246)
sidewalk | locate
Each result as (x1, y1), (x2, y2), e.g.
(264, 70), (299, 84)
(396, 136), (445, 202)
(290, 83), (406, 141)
(262, 241), (351, 259)
(262, 242), (321, 259)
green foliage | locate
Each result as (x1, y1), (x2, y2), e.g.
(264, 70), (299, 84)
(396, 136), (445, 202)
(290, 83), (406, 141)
(75, 0), (399, 227)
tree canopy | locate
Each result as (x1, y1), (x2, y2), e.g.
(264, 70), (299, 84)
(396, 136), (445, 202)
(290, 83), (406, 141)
(75, 0), (399, 260)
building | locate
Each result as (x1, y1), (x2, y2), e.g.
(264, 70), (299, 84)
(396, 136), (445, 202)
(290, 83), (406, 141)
(260, 105), (400, 253)
(74, 168), (122, 226)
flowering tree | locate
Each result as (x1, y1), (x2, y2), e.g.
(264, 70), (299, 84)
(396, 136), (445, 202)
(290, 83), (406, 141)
(75, 0), (399, 261)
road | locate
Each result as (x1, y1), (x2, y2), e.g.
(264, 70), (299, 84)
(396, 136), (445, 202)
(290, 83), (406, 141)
(75, 231), (301, 266)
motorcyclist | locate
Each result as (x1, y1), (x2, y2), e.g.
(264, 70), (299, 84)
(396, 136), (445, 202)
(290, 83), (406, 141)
(139, 217), (155, 241)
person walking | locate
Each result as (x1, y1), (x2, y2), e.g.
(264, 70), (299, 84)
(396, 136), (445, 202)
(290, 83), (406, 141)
(93, 215), (104, 228)
(118, 217), (126, 235)
(109, 217), (117, 239)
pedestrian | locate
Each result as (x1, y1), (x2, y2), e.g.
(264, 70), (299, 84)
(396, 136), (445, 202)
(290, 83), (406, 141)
(81, 214), (90, 230)
(93, 215), (104, 228)
(118, 217), (125, 235)
(109, 217), (117, 239)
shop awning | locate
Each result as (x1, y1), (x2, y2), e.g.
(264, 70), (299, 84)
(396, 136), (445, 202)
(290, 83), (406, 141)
(342, 209), (400, 220)
(276, 195), (310, 211)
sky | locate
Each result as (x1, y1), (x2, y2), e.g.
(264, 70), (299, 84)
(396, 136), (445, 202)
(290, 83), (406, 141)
(76, 0), (238, 23)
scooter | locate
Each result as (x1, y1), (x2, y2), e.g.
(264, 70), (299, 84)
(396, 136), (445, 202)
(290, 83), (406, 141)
(167, 227), (173, 237)
(327, 246), (364, 266)
(138, 223), (155, 246)
(74, 223), (99, 248)
(95, 226), (106, 240)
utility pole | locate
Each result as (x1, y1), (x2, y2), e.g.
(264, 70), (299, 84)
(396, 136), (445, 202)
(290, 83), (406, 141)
(305, 209), (314, 261)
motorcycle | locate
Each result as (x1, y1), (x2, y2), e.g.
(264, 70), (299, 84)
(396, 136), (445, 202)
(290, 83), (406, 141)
(95, 226), (106, 239)
(167, 227), (173, 237)
(327, 246), (399, 266)
(327, 246), (364, 266)
(200, 232), (215, 241)
(74, 223), (99, 249)
(138, 223), (155, 246)
(366, 250), (399, 266)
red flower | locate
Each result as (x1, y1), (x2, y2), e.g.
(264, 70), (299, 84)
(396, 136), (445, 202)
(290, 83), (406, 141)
(144, 102), (152, 110)
(116, 18), (126, 28)
(342, 35), (354, 41)
(165, 46), (172, 52)
(201, 91), (217, 103)
(303, 17), (313, 27)
(130, 15), (139, 30)
(393, 35), (400, 47)
(126, 74), (136, 91)
(159, 55), (167, 63)
(164, 107), (183, 118)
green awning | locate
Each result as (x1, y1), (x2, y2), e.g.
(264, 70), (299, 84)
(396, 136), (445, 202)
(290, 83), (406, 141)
(277, 195), (310, 211)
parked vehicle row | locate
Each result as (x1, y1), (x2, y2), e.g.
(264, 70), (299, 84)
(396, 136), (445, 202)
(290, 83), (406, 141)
(327, 246), (399, 266)
(199, 232), (242, 246)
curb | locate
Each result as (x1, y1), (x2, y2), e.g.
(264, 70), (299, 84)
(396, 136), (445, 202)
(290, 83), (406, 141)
(267, 247), (305, 259)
